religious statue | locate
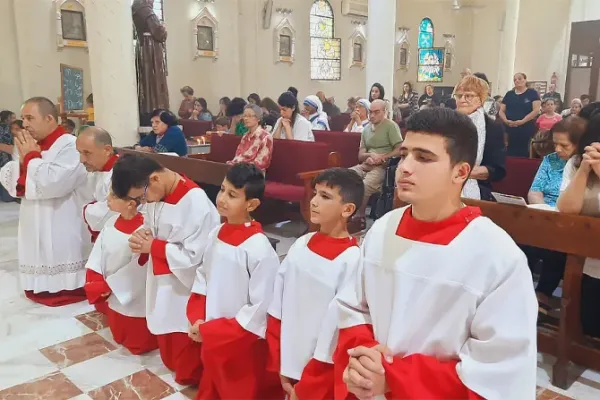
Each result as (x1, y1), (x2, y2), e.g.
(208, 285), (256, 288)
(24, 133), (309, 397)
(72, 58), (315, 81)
(132, 0), (170, 120)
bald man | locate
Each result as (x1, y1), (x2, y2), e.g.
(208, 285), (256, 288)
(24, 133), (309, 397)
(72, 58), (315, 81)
(0, 97), (89, 306)
(76, 127), (118, 243)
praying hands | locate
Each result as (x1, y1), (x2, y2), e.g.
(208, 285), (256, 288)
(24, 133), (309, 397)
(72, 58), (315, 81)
(343, 345), (393, 399)
(15, 130), (40, 162)
(129, 229), (154, 254)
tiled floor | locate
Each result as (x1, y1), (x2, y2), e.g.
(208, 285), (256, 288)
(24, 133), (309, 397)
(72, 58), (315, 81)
(0, 201), (599, 399)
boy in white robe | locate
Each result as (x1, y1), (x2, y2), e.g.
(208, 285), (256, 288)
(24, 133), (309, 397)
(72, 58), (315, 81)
(336, 108), (538, 400)
(84, 189), (157, 355)
(187, 162), (282, 400)
(266, 168), (363, 400)
(112, 153), (219, 386)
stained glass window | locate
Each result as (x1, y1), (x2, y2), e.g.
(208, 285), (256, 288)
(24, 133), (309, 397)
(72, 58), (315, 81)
(310, 0), (341, 80)
(417, 48), (444, 82)
(418, 18), (434, 49)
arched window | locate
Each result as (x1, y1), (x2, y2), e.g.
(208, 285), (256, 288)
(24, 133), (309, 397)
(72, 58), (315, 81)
(310, 0), (341, 81)
(418, 17), (434, 49)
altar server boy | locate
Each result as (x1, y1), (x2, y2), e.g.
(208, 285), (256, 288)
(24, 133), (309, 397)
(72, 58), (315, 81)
(187, 162), (282, 400)
(265, 168), (363, 400)
(112, 154), (219, 386)
(336, 108), (538, 400)
(84, 188), (157, 355)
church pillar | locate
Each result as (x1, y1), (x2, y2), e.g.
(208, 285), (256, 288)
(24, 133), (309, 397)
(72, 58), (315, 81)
(85, 0), (139, 146)
(496, 0), (520, 96)
(366, 0), (396, 101)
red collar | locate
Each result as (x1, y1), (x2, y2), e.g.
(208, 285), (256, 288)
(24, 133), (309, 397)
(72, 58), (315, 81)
(396, 206), (481, 245)
(38, 126), (67, 151)
(307, 232), (358, 261)
(114, 213), (144, 234)
(101, 154), (119, 172)
(163, 176), (199, 204)
(218, 221), (264, 246)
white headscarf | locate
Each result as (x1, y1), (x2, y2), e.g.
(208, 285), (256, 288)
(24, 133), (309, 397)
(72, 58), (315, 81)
(304, 95), (330, 130)
(357, 99), (371, 113)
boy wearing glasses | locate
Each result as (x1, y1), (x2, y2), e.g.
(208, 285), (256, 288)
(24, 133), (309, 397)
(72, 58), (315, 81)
(111, 154), (220, 385)
(83, 187), (157, 355)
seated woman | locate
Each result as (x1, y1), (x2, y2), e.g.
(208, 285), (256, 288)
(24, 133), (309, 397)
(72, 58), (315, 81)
(272, 92), (314, 141)
(557, 102), (600, 337)
(227, 104), (273, 172)
(561, 98), (582, 118)
(259, 97), (281, 131)
(344, 99), (370, 133)
(136, 109), (187, 157)
(302, 95), (330, 130)
(190, 98), (213, 121)
(178, 86), (195, 119)
(227, 97), (249, 136)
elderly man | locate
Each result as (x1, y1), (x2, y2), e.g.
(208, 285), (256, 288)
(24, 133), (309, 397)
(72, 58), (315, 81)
(345, 99), (371, 133)
(0, 97), (89, 306)
(76, 126), (118, 243)
(350, 99), (403, 221)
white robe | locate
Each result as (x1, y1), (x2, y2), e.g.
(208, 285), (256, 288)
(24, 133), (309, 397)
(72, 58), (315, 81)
(0, 134), (89, 293)
(85, 214), (147, 317)
(192, 223), (280, 338)
(83, 168), (116, 237)
(268, 232), (360, 380)
(336, 207), (538, 400)
(144, 182), (219, 335)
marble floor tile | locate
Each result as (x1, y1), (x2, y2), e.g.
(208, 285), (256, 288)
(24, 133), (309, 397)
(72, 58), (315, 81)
(40, 332), (117, 369)
(537, 389), (573, 400)
(0, 351), (58, 391)
(179, 386), (198, 399)
(87, 370), (175, 400)
(61, 349), (146, 393)
(69, 395), (94, 400)
(75, 311), (109, 332)
(162, 393), (191, 400)
(0, 371), (83, 400)
(95, 327), (120, 348)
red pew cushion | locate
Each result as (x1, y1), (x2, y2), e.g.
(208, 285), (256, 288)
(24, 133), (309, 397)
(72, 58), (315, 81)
(264, 182), (305, 202)
(267, 140), (332, 186)
(491, 157), (541, 199)
(181, 119), (213, 138)
(206, 134), (241, 163)
(313, 130), (361, 168)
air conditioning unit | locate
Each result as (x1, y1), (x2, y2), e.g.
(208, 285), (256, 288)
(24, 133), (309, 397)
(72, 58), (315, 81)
(342, 0), (368, 18)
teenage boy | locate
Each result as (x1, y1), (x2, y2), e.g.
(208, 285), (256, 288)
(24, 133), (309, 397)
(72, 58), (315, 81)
(336, 108), (538, 399)
(84, 188), (157, 355)
(266, 168), (364, 400)
(187, 162), (282, 399)
(111, 154), (219, 385)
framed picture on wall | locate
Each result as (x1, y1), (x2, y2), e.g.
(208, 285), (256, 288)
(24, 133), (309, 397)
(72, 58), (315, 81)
(196, 26), (214, 51)
(417, 48), (444, 82)
(61, 10), (86, 41)
(279, 35), (291, 57)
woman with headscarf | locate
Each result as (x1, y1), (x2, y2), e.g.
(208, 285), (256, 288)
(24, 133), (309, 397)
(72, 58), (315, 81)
(303, 95), (330, 131)
(344, 99), (370, 133)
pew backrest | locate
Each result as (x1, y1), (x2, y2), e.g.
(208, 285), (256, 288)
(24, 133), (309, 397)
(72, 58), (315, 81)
(206, 134), (241, 163)
(181, 119), (213, 138)
(491, 157), (541, 199)
(268, 139), (334, 186)
(314, 130), (361, 167)
(330, 113), (352, 131)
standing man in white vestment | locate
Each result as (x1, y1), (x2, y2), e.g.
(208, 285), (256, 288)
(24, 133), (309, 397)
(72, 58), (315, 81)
(335, 108), (538, 400)
(0, 97), (89, 306)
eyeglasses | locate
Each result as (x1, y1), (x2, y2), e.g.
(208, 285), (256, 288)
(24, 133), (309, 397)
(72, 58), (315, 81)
(453, 93), (479, 103)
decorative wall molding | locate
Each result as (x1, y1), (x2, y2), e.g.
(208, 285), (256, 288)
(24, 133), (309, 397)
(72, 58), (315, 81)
(54, 0), (87, 50)
(276, 8), (293, 15)
(192, 7), (219, 60)
(273, 18), (296, 64)
(349, 27), (366, 69)
(443, 33), (455, 71)
(395, 27), (411, 71)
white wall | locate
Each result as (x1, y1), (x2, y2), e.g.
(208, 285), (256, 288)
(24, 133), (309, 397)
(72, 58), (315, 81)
(570, 0), (600, 22)
(0, 0), (23, 113)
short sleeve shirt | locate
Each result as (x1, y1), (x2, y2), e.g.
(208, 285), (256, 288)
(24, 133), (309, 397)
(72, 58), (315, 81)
(530, 152), (566, 207)
(502, 88), (540, 121)
(360, 119), (403, 154)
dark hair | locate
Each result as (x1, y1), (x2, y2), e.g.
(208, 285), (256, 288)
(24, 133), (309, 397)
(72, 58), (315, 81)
(552, 118), (582, 147)
(11, 119), (23, 129)
(86, 93), (94, 105)
(405, 108), (478, 168)
(195, 98), (212, 116)
(575, 102), (600, 166)
(278, 92), (299, 124)
(493, 95), (502, 101)
(151, 109), (178, 127)
(0, 110), (14, 124)
(24, 97), (59, 121)
(62, 119), (76, 129)
(260, 97), (280, 114)
(225, 162), (265, 201)
(111, 154), (163, 199)
(541, 98), (555, 106)
(214, 116), (230, 127)
(581, 94), (591, 102)
(219, 97), (231, 106)
(369, 83), (385, 102)
(532, 129), (554, 158)
(227, 97), (247, 117)
(473, 72), (490, 85)
(287, 86), (298, 98)
(314, 168), (365, 217)
(248, 93), (261, 104)
(180, 86), (194, 96)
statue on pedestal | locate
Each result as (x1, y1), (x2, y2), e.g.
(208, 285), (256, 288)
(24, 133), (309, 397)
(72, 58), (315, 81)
(132, 0), (170, 121)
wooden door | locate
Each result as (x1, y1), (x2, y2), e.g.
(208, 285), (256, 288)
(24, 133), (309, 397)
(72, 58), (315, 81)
(565, 20), (600, 104)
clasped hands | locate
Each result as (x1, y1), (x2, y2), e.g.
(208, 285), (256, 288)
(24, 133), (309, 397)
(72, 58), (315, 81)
(506, 119), (525, 127)
(582, 142), (600, 177)
(14, 130), (40, 163)
(188, 319), (204, 343)
(365, 153), (386, 166)
(343, 345), (393, 400)
(129, 229), (154, 254)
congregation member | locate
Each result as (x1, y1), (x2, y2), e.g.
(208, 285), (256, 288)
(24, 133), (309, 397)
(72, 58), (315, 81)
(0, 110), (16, 202)
(62, 119), (76, 134)
(542, 83), (563, 112)
(216, 96), (231, 118)
(178, 86), (195, 119)
(350, 99), (402, 223)
(191, 98), (213, 121)
(112, 153), (219, 384)
(474, 72), (499, 118)
(499, 72), (541, 157)
(336, 108), (537, 399)
(273, 92), (314, 141)
(537, 98), (562, 131)
(368, 83), (385, 103)
(227, 104), (273, 172)
(187, 163), (282, 399)
(213, 116), (230, 134)
(287, 86), (299, 99)
(344, 99), (370, 133)
(561, 98), (583, 118)
(418, 84), (439, 108)
(83, 185), (158, 355)
(0, 97), (89, 306)
(136, 109), (187, 157)
(227, 97), (249, 136)
(303, 95), (330, 131)
(317, 91), (341, 117)
(260, 97), (281, 129)
(397, 82), (419, 119)
(581, 94), (591, 107)
(248, 93), (261, 105)
(76, 127), (118, 243)
(345, 97), (358, 114)
(557, 102), (600, 338)
(267, 168), (363, 400)
(85, 94), (95, 126)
